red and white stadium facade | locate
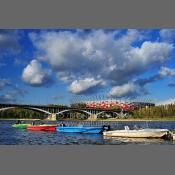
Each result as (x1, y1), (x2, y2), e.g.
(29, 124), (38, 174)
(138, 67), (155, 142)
(85, 100), (137, 111)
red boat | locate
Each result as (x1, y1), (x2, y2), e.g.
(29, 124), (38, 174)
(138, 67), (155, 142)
(27, 124), (58, 132)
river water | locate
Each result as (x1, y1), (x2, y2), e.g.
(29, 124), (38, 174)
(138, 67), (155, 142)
(1, 120), (175, 145)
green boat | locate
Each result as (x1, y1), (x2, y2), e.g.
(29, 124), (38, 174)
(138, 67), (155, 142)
(12, 124), (30, 129)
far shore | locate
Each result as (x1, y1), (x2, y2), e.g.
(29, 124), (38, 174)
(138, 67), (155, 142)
(0, 118), (41, 121)
(1, 118), (175, 122)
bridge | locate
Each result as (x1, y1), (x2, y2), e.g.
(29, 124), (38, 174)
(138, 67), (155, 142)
(0, 103), (128, 120)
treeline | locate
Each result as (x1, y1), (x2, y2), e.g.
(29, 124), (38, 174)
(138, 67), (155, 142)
(0, 108), (87, 120)
(132, 103), (175, 118)
(70, 103), (86, 108)
(47, 104), (67, 107)
(0, 108), (46, 119)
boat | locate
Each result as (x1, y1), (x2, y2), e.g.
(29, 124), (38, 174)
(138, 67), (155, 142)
(103, 126), (170, 139)
(56, 126), (104, 134)
(27, 124), (58, 132)
(12, 124), (30, 129)
(103, 136), (165, 144)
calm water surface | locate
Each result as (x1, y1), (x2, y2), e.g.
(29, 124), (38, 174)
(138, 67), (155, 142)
(1, 120), (175, 145)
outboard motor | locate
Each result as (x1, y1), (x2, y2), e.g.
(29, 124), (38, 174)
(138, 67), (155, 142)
(102, 125), (111, 131)
(162, 131), (173, 140)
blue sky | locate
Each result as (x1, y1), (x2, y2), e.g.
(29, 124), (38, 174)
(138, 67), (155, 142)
(1, 29), (175, 105)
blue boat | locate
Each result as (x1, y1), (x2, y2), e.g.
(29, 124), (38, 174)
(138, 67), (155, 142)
(56, 126), (104, 134)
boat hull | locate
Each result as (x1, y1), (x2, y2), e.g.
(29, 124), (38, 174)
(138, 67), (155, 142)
(103, 129), (169, 138)
(12, 124), (30, 129)
(27, 125), (57, 131)
(56, 126), (103, 134)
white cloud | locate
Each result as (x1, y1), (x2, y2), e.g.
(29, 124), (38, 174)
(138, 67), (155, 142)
(69, 77), (105, 94)
(108, 82), (139, 98)
(159, 66), (175, 76)
(128, 41), (173, 64)
(57, 72), (75, 82)
(28, 29), (173, 95)
(29, 30), (143, 82)
(22, 59), (53, 86)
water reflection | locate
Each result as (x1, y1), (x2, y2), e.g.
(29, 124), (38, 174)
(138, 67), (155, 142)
(103, 136), (168, 145)
(0, 120), (175, 145)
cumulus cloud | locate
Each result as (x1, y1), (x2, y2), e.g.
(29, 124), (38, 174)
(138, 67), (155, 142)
(108, 65), (175, 98)
(128, 41), (172, 65)
(57, 72), (75, 82)
(29, 30), (145, 84)
(69, 77), (105, 94)
(28, 29), (173, 96)
(22, 59), (53, 87)
(159, 66), (175, 76)
(108, 41), (173, 85)
(108, 82), (144, 98)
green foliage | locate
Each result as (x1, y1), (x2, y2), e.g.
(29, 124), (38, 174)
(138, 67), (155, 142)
(132, 103), (175, 118)
(0, 108), (44, 119)
(47, 104), (67, 107)
(70, 103), (86, 108)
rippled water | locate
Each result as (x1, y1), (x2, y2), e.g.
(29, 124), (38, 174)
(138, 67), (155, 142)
(1, 120), (175, 145)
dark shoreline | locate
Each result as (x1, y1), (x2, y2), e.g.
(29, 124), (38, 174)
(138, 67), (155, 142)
(1, 118), (175, 122)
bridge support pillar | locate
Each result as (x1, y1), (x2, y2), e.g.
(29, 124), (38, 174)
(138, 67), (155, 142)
(87, 114), (97, 121)
(46, 113), (57, 121)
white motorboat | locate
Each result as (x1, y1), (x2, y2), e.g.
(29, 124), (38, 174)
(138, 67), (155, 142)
(103, 136), (165, 144)
(103, 126), (170, 138)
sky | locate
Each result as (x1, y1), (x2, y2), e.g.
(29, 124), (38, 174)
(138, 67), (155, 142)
(1, 29), (175, 105)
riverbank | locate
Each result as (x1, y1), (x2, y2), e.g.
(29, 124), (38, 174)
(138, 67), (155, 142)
(0, 118), (41, 121)
(96, 118), (175, 122)
(57, 117), (175, 122)
(1, 117), (175, 121)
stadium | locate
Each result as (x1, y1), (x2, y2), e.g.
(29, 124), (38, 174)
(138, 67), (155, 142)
(83, 100), (155, 111)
